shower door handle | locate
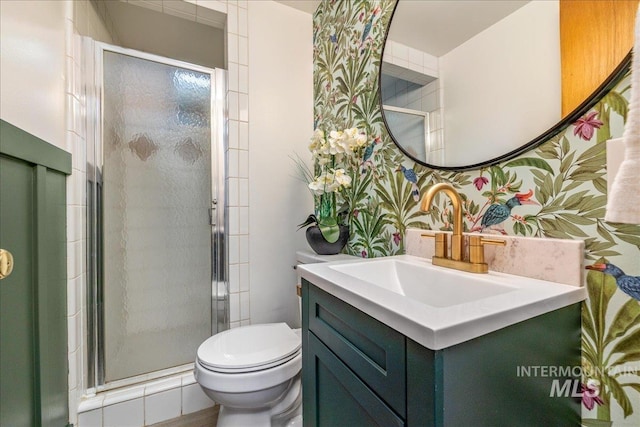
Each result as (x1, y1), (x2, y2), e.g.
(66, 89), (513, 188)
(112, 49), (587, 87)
(0, 249), (14, 280)
(209, 199), (218, 226)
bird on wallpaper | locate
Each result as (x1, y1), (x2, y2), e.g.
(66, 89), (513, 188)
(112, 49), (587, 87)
(586, 263), (640, 301)
(359, 6), (380, 54)
(395, 165), (420, 201)
(361, 137), (380, 174)
(479, 190), (538, 234)
(329, 33), (338, 52)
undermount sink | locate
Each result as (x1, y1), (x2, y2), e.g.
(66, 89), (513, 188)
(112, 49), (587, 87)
(297, 254), (586, 349)
(330, 258), (515, 308)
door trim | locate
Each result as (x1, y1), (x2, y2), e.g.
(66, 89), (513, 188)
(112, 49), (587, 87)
(0, 120), (71, 174)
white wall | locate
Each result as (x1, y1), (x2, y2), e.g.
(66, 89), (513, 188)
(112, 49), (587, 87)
(248, 1), (313, 327)
(0, 0), (67, 150)
(440, 0), (560, 166)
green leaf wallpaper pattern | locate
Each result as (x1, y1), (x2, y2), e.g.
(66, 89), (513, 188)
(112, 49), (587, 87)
(313, 0), (640, 424)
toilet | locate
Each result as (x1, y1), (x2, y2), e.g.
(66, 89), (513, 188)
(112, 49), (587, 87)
(194, 251), (356, 426)
(194, 323), (302, 427)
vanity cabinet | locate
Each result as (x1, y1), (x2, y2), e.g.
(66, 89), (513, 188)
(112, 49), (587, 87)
(301, 279), (581, 427)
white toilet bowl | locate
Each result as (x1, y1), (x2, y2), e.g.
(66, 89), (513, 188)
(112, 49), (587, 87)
(195, 323), (302, 427)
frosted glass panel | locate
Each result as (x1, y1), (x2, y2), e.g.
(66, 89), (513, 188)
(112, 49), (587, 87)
(102, 51), (212, 382)
(385, 110), (427, 160)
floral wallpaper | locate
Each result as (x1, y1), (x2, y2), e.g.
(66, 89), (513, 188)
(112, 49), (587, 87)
(313, 0), (640, 425)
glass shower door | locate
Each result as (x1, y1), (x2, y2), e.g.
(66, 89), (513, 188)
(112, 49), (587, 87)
(101, 49), (214, 382)
(383, 107), (429, 161)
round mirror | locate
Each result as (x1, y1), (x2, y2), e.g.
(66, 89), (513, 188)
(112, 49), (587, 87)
(380, 0), (632, 170)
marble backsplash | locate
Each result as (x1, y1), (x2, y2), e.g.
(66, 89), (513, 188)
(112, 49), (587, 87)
(405, 228), (585, 287)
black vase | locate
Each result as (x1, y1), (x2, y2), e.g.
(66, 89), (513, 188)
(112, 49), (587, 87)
(305, 225), (350, 255)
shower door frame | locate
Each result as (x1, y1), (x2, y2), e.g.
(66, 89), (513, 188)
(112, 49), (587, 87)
(85, 40), (229, 390)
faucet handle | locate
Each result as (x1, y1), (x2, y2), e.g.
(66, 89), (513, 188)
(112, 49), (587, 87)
(468, 235), (506, 264)
(421, 232), (448, 258)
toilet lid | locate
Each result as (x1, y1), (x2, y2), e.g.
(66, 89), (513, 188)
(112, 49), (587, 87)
(197, 323), (301, 372)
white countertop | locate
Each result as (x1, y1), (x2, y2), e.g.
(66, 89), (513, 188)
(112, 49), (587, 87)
(297, 254), (587, 350)
(296, 250), (358, 264)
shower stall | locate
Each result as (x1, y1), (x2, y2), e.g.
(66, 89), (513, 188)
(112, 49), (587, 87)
(86, 42), (228, 388)
(382, 105), (430, 161)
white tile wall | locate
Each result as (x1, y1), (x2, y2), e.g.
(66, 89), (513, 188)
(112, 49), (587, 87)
(230, 292), (240, 322)
(225, 0), (250, 330)
(239, 121), (249, 150)
(103, 398), (144, 427)
(239, 263), (249, 292)
(383, 40), (437, 83)
(77, 373), (216, 425)
(144, 389), (182, 424)
(181, 382), (215, 415)
(229, 263), (240, 293)
(69, 0), (250, 425)
(78, 408), (102, 427)
(382, 39), (445, 163)
(66, 5), (89, 424)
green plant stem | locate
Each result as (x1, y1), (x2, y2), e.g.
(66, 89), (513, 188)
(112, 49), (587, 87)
(596, 276), (611, 421)
(597, 396), (611, 421)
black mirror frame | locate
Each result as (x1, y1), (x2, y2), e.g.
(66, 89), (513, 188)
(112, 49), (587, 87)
(379, 1), (633, 172)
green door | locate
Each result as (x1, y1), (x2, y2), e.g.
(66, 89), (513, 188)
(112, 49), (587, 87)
(1, 152), (37, 426)
(0, 120), (71, 426)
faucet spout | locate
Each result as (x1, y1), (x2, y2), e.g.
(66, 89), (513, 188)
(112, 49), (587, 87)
(420, 183), (464, 261)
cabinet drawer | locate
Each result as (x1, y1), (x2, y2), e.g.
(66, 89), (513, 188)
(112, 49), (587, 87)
(306, 282), (406, 417)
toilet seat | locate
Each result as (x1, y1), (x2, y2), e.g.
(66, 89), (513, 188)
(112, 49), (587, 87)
(197, 323), (301, 373)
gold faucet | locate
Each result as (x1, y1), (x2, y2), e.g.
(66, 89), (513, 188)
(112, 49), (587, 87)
(420, 183), (505, 273)
(421, 183), (464, 261)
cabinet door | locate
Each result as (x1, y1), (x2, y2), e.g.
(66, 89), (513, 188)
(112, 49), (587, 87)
(303, 332), (405, 427)
(306, 282), (406, 416)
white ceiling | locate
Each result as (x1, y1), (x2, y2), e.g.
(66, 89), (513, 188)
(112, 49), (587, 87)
(275, 1), (321, 15)
(276, 0), (531, 57)
(390, 0), (531, 56)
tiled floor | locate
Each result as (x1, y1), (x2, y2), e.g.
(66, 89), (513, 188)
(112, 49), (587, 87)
(150, 406), (219, 427)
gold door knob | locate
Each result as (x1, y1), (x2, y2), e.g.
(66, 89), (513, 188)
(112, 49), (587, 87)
(0, 249), (14, 279)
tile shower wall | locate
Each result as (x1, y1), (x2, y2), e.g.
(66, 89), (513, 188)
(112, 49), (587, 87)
(315, 1), (640, 425)
(67, 0), (248, 425)
(382, 40), (444, 161)
(383, 39), (438, 79)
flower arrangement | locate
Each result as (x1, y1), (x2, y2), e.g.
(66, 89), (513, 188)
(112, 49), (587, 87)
(297, 127), (368, 244)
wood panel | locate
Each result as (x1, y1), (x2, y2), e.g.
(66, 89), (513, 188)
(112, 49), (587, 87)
(0, 155), (37, 427)
(561, 0), (639, 116)
(0, 119), (71, 426)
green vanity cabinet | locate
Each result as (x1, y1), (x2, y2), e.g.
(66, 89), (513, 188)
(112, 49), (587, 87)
(302, 279), (581, 427)
(0, 120), (71, 426)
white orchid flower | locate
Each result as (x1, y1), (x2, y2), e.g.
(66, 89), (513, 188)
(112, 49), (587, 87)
(318, 156), (331, 166)
(334, 169), (352, 188)
(304, 128), (365, 214)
